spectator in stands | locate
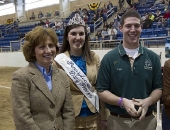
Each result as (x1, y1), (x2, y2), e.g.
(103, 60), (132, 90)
(12, 26), (19, 33)
(82, 7), (90, 17)
(113, 20), (120, 31)
(157, 17), (166, 28)
(130, 3), (136, 10)
(162, 59), (170, 130)
(163, 9), (170, 27)
(139, 0), (148, 6)
(153, 0), (163, 7)
(114, 12), (122, 21)
(148, 12), (155, 21)
(96, 10), (103, 19)
(142, 15), (153, 29)
(78, 8), (82, 15)
(55, 26), (61, 36)
(154, 10), (162, 22)
(86, 24), (90, 36)
(90, 14), (98, 22)
(108, 21), (114, 28)
(30, 12), (35, 20)
(101, 27), (109, 40)
(95, 30), (102, 41)
(168, 0), (170, 11)
(45, 19), (50, 28)
(141, 13), (147, 24)
(38, 20), (45, 27)
(107, 1), (113, 10)
(0, 30), (2, 37)
(108, 26), (117, 40)
(46, 10), (51, 17)
(54, 13), (109, 130)
(82, 13), (88, 23)
(63, 22), (67, 31)
(55, 21), (62, 28)
(11, 26), (75, 130)
(38, 10), (44, 18)
(118, 0), (123, 10)
(74, 9), (80, 15)
(96, 9), (162, 130)
(19, 33), (25, 40)
(164, 0), (169, 11)
(103, 21), (109, 29)
(103, 6), (108, 15)
(54, 10), (60, 16)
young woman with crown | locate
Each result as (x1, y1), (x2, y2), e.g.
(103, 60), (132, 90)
(54, 13), (109, 130)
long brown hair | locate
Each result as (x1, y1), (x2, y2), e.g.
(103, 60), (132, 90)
(60, 24), (95, 65)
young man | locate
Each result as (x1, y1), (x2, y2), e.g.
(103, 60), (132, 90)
(96, 10), (162, 130)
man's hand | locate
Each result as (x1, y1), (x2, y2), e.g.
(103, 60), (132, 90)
(132, 97), (152, 120)
(122, 98), (140, 117)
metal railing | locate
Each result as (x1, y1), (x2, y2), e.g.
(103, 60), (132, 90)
(107, 7), (115, 18)
(89, 36), (167, 50)
(94, 17), (103, 34)
(0, 36), (167, 52)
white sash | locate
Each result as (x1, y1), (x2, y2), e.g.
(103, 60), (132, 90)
(54, 53), (99, 112)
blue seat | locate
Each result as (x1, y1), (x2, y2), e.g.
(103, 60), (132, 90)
(117, 36), (123, 40)
(117, 31), (122, 37)
(153, 29), (162, 35)
(143, 29), (153, 35)
(140, 35), (148, 38)
(158, 34), (167, 37)
(162, 29), (168, 34)
(148, 34), (157, 38)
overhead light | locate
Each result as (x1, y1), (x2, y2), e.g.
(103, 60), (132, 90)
(0, 1), (4, 3)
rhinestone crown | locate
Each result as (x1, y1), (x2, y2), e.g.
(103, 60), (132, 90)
(67, 13), (85, 26)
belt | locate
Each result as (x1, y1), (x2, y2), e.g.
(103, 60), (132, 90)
(110, 112), (152, 119)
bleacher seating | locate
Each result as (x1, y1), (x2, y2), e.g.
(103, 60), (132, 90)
(0, 0), (169, 51)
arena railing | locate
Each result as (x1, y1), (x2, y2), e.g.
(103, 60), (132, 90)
(94, 17), (103, 34)
(0, 37), (24, 52)
(89, 36), (167, 50)
(0, 46), (11, 52)
(107, 7), (115, 18)
(0, 36), (167, 53)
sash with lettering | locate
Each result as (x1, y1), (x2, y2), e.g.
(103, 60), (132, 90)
(54, 53), (99, 112)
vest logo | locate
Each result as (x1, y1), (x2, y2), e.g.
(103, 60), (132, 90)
(117, 68), (122, 71)
(113, 61), (118, 65)
(144, 59), (152, 70)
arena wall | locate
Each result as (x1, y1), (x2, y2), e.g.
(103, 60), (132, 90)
(0, 48), (168, 67)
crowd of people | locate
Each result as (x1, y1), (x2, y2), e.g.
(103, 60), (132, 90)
(29, 10), (53, 20)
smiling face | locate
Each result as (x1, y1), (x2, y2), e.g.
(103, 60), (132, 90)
(34, 36), (56, 70)
(120, 17), (142, 49)
(67, 26), (85, 56)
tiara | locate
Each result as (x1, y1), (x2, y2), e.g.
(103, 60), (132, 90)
(67, 13), (85, 26)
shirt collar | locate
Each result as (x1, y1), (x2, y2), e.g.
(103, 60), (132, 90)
(118, 41), (144, 57)
(34, 62), (52, 76)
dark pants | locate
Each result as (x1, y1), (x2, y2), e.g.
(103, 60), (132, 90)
(162, 106), (170, 130)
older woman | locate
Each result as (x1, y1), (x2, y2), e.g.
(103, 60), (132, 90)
(11, 26), (75, 130)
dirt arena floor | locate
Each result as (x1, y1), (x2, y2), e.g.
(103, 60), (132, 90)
(0, 67), (20, 130)
(0, 67), (162, 130)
